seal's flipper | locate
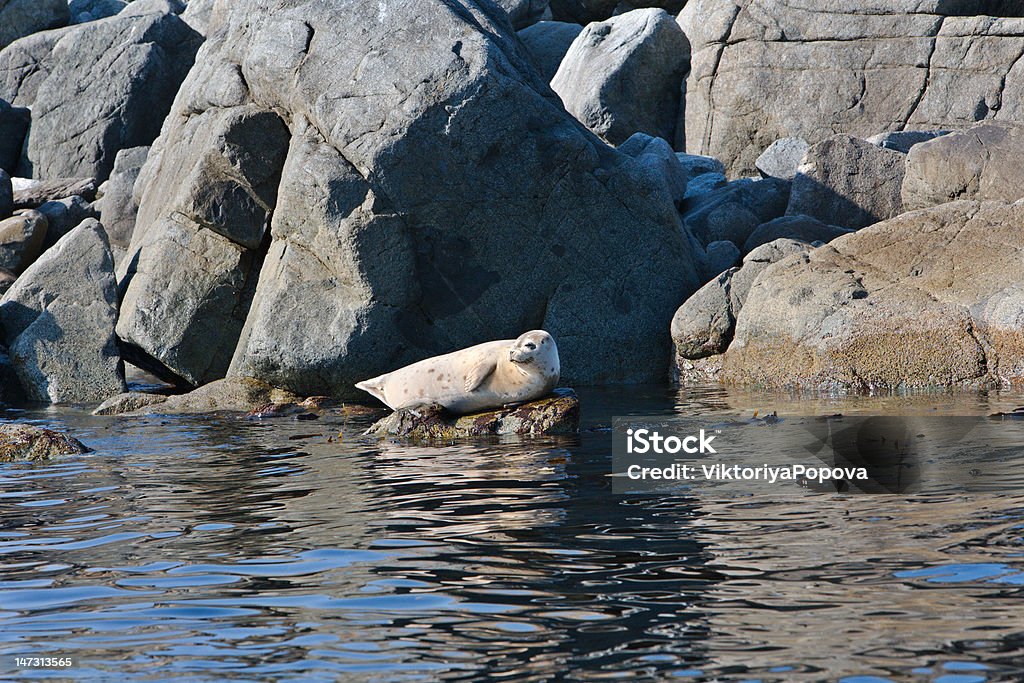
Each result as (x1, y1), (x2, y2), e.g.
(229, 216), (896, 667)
(464, 358), (497, 393)
(356, 376), (390, 407)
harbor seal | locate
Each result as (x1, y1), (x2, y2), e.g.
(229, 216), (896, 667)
(355, 330), (560, 415)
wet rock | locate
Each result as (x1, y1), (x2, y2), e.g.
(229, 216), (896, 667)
(13, 177), (97, 209)
(867, 129), (950, 154)
(0, 423), (90, 462)
(742, 215), (852, 255)
(902, 121), (1024, 211)
(518, 21), (583, 82)
(551, 8), (689, 146)
(0, 98), (29, 174)
(723, 201), (1024, 389)
(786, 135), (906, 230)
(25, 1), (201, 181)
(0, 210), (47, 273)
(365, 388), (581, 438)
(94, 146), (149, 257)
(672, 238), (812, 362)
(0, 218), (125, 403)
(122, 0), (698, 395)
(92, 391), (168, 415)
(123, 377), (300, 415)
(0, 0), (69, 51)
(680, 1), (1024, 175)
(756, 138), (810, 181)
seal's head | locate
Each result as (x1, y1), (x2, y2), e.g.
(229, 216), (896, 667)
(509, 330), (559, 376)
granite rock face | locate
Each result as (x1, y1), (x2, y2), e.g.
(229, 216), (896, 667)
(552, 8), (689, 146)
(365, 388), (581, 438)
(120, 0), (699, 396)
(0, 218), (124, 403)
(902, 121), (1024, 210)
(681, 0), (1024, 175)
(723, 201), (1024, 389)
(786, 136), (906, 230)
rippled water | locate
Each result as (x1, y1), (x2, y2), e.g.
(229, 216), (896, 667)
(2, 386), (1024, 681)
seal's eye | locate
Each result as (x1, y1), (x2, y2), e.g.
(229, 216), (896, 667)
(525, 342), (537, 351)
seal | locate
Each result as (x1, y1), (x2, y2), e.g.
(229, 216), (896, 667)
(355, 330), (560, 415)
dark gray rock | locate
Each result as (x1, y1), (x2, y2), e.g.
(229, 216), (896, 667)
(13, 177), (97, 209)
(518, 20), (583, 82)
(95, 146), (149, 255)
(0, 169), (11, 218)
(25, 3), (201, 182)
(498, 0), (550, 29)
(120, 0), (699, 394)
(902, 121), (1024, 211)
(786, 135), (906, 230)
(37, 196), (97, 250)
(682, 176), (791, 249)
(0, 218), (125, 403)
(756, 138), (810, 181)
(620, 133), (687, 205)
(703, 240), (740, 278)
(551, 0), (684, 23)
(0, 0), (69, 51)
(69, 0), (127, 24)
(676, 153), (725, 180)
(867, 129), (950, 154)
(0, 98), (29, 174)
(551, 8), (689, 146)
(683, 171), (727, 200)
(743, 214), (853, 255)
(0, 209), (48, 273)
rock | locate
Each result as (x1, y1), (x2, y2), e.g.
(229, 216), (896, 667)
(0, 210), (47, 272)
(181, 0), (218, 35)
(681, 1), (1024, 175)
(69, 0), (128, 24)
(0, 27), (67, 108)
(0, 423), (90, 462)
(24, 3), (202, 182)
(551, 8), (689, 146)
(867, 130), (950, 154)
(742, 215), (852, 255)
(365, 388), (580, 438)
(902, 122), (1024, 211)
(704, 240), (740, 277)
(620, 133), (687, 204)
(676, 153), (725, 180)
(550, 0), (684, 23)
(682, 176), (790, 249)
(0, 169), (11, 218)
(498, 0), (549, 29)
(756, 138), (810, 181)
(94, 146), (149, 255)
(785, 135), (906, 230)
(0, 345), (21, 402)
(723, 201), (1024, 389)
(672, 238), (812, 362)
(0, 218), (125, 403)
(518, 21), (583, 82)
(0, 98), (29, 174)
(92, 391), (168, 415)
(0, 0), (69, 51)
(12, 177), (97, 208)
(683, 171), (727, 200)
(122, 377), (300, 415)
(0, 267), (15, 296)
(119, 0), (700, 395)
(37, 196), (97, 250)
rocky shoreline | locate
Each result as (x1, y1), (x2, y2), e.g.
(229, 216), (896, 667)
(1, 0), (1024, 416)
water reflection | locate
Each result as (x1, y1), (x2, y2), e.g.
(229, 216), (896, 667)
(0, 386), (1020, 680)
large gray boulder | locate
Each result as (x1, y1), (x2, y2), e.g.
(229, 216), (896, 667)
(20, 2), (201, 182)
(0, 98), (29, 174)
(722, 200), (1024, 389)
(742, 214), (852, 254)
(0, 210), (48, 273)
(620, 133), (687, 205)
(902, 121), (1024, 211)
(0, 0), (68, 51)
(119, 0), (699, 394)
(37, 195), (97, 250)
(0, 28), (67, 108)
(0, 218), (125, 402)
(498, 0), (550, 29)
(518, 21), (583, 82)
(756, 138), (809, 181)
(786, 135), (906, 230)
(682, 176), (790, 250)
(551, 8), (689, 147)
(681, 1), (1024, 175)
(867, 129), (950, 154)
(94, 146), (149, 256)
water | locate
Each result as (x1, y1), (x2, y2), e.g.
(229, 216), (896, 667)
(1, 385), (1024, 681)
